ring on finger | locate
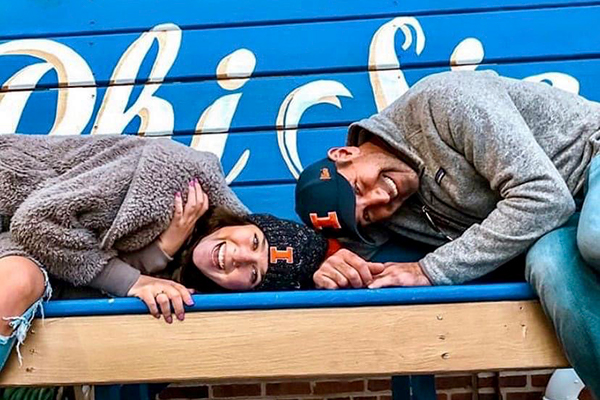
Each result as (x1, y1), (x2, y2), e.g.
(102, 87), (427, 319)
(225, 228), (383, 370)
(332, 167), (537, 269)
(155, 290), (166, 298)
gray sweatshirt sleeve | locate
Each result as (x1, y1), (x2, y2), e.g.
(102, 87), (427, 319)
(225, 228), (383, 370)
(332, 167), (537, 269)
(120, 240), (173, 274)
(89, 258), (141, 297)
(88, 241), (173, 296)
(418, 78), (576, 284)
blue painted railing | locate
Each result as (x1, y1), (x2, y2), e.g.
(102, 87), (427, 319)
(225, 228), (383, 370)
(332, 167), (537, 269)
(42, 283), (536, 317)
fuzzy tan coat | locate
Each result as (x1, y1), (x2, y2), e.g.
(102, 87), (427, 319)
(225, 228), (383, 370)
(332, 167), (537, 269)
(0, 134), (247, 287)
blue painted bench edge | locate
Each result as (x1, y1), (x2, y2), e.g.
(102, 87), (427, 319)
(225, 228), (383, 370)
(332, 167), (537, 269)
(41, 283), (536, 317)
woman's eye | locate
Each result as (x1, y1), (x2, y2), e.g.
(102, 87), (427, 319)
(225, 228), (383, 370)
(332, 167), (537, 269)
(253, 233), (259, 250)
(251, 267), (258, 284)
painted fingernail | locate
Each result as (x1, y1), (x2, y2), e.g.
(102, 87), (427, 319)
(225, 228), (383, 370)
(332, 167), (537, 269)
(177, 314), (184, 321)
(166, 316), (173, 324)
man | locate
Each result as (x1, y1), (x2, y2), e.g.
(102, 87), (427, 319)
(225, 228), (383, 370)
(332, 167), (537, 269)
(295, 70), (600, 394)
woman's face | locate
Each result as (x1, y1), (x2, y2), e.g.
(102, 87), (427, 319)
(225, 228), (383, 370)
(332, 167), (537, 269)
(192, 224), (269, 290)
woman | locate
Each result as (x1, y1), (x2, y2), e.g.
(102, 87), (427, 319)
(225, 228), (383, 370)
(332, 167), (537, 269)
(0, 205), (332, 370)
(0, 134), (333, 370)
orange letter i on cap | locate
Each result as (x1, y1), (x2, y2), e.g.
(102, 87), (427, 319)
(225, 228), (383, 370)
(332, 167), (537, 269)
(309, 212), (342, 230)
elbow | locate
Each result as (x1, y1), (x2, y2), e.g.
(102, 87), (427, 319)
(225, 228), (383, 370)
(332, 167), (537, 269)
(546, 188), (576, 226)
(557, 193), (576, 222)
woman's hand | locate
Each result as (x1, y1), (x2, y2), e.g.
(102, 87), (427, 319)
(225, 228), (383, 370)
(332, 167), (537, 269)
(127, 275), (195, 323)
(159, 179), (209, 257)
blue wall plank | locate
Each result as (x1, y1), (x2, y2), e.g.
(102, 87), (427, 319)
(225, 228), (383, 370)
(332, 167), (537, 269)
(7, 59), (600, 140)
(0, 1), (596, 39)
(2, 7), (600, 88)
(234, 184), (297, 219)
(175, 128), (348, 185)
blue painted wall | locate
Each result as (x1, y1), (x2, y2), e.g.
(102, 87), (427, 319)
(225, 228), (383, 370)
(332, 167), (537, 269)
(1, 1), (598, 220)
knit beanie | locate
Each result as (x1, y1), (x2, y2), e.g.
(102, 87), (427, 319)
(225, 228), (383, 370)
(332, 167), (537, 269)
(247, 214), (328, 291)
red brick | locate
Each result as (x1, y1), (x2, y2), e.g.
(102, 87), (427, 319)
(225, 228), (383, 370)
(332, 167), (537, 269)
(478, 394), (498, 400)
(354, 396), (378, 400)
(530, 374), (552, 388)
(450, 392), (473, 400)
(158, 385), (209, 399)
(438, 394), (449, 400)
(506, 391), (544, 400)
(266, 382), (311, 396)
(436, 376), (473, 390)
(478, 376), (497, 388)
(379, 396), (392, 400)
(212, 383), (261, 398)
(368, 379), (391, 392)
(314, 380), (365, 395)
(500, 375), (527, 388)
(326, 397), (351, 400)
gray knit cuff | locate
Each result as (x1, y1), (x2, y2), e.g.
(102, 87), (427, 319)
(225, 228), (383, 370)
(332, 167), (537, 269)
(418, 256), (453, 286)
(89, 258), (141, 297)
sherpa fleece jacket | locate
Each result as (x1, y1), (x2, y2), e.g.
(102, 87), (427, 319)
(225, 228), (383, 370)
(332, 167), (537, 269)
(350, 70), (600, 285)
(0, 134), (248, 294)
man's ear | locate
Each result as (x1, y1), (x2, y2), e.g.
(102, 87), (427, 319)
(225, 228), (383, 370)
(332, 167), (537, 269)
(327, 146), (360, 162)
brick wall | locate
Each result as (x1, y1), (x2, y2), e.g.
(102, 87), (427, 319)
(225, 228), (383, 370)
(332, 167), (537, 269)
(157, 370), (592, 400)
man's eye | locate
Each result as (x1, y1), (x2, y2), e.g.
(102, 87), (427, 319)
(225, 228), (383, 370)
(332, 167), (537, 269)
(354, 182), (361, 195)
(363, 209), (371, 223)
(253, 234), (259, 250)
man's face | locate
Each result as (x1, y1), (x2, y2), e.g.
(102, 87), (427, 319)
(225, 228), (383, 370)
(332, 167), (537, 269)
(328, 145), (418, 227)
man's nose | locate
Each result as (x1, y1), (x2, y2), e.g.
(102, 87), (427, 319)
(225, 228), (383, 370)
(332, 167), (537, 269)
(364, 187), (391, 206)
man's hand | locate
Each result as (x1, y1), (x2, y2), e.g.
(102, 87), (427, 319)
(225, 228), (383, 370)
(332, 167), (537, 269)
(368, 262), (432, 288)
(313, 249), (385, 289)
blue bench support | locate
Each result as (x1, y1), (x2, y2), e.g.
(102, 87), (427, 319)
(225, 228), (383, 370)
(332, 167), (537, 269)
(94, 384), (157, 400)
(392, 376), (437, 400)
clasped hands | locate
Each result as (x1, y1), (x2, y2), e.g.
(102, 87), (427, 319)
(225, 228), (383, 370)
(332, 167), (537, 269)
(313, 249), (432, 289)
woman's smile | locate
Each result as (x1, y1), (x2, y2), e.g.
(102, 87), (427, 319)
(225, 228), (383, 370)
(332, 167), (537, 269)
(211, 242), (227, 271)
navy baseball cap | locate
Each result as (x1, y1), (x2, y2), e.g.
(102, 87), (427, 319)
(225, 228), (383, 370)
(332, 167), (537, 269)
(295, 158), (370, 243)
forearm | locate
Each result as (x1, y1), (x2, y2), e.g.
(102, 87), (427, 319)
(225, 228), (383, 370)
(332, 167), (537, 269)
(121, 241), (173, 274)
(420, 195), (575, 285)
(89, 258), (141, 297)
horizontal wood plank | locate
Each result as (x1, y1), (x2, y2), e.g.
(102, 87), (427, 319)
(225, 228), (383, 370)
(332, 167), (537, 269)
(0, 301), (567, 386)
(0, 1), (596, 40)
(2, 7), (600, 88)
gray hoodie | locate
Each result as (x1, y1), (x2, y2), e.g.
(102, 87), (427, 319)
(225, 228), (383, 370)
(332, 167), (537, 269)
(350, 71), (600, 285)
(0, 134), (247, 293)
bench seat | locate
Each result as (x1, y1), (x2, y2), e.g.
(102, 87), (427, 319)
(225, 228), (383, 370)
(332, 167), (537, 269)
(0, 284), (566, 386)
